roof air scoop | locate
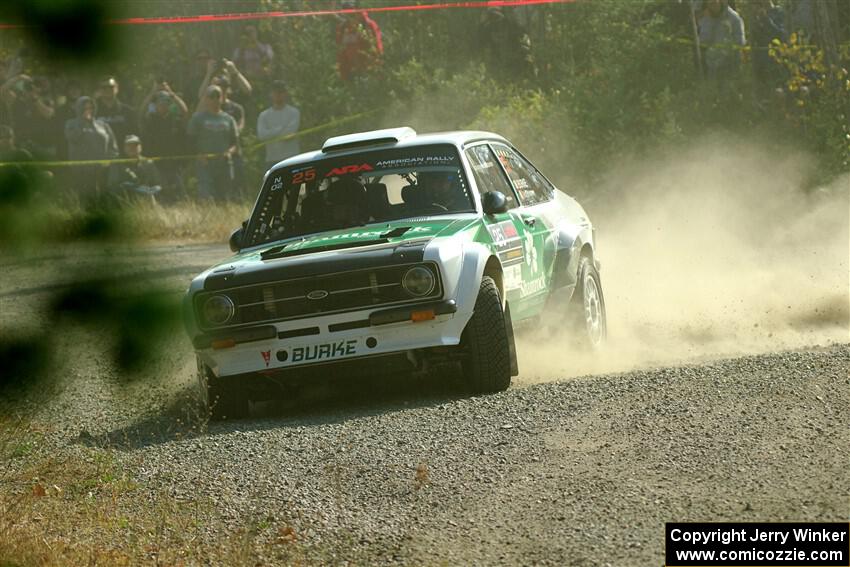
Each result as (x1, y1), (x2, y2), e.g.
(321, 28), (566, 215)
(321, 127), (417, 153)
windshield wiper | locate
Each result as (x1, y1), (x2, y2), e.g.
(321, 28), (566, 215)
(380, 226), (411, 238)
(257, 235), (300, 258)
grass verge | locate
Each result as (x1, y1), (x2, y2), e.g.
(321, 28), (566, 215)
(0, 415), (314, 566)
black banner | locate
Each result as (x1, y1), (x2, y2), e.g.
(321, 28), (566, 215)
(666, 523), (849, 566)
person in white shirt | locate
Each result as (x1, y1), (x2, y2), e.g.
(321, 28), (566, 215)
(257, 81), (300, 171)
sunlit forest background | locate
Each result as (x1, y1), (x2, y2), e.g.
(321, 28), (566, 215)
(1, 0), (848, 201)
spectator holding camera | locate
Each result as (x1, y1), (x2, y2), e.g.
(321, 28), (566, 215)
(209, 75), (247, 197)
(139, 80), (189, 197)
(187, 85), (239, 201)
(210, 76), (245, 133)
(183, 49), (214, 106)
(0, 73), (56, 158)
(197, 57), (252, 103)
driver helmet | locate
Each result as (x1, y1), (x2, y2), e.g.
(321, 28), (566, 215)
(418, 170), (454, 189)
(326, 176), (367, 224)
(418, 170), (457, 201)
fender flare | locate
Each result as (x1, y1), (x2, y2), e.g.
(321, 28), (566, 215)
(551, 224), (594, 294)
(455, 242), (518, 376)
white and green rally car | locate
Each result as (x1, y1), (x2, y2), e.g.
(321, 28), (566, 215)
(184, 127), (606, 419)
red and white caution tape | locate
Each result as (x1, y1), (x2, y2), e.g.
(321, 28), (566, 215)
(0, 0), (576, 29)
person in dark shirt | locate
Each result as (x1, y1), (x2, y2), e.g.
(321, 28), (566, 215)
(0, 74), (56, 158)
(183, 49), (210, 107)
(95, 76), (136, 148)
(107, 134), (161, 200)
(478, 7), (535, 82)
(52, 77), (84, 160)
(0, 124), (51, 191)
(139, 81), (189, 199)
(0, 125), (32, 163)
(64, 96), (118, 194)
(751, 1), (787, 93)
(211, 75), (247, 199)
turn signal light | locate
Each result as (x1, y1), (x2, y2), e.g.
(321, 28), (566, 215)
(211, 338), (236, 350)
(410, 309), (435, 322)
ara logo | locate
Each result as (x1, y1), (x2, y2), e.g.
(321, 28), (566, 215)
(325, 164), (374, 177)
(261, 350), (271, 367)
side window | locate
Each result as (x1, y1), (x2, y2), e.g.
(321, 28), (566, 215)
(492, 145), (553, 206)
(464, 144), (518, 210)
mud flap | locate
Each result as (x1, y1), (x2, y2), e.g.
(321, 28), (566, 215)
(504, 301), (519, 377)
(543, 283), (576, 316)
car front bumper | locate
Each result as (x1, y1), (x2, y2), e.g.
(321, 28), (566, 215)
(195, 300), (465, 378)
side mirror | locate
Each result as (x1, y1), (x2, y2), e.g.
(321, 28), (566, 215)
(482, 191), (508, 215)
(229, 225), (245, 252)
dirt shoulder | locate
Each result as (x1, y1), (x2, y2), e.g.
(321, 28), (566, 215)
(3, 343), (847, 566)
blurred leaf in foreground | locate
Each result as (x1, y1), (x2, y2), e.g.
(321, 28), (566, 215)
(0, 334), (51, 395)
(0, 0), (119, 64)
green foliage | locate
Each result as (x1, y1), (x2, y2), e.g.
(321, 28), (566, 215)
(770, 35), (850, 172)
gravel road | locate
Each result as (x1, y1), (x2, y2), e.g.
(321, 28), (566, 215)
(3, 244), (848, 566)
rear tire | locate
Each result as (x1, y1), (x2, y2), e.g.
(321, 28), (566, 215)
(197, 359), (249, 421)
(461, 276), (512, 394)
(569, 256), (607, 349)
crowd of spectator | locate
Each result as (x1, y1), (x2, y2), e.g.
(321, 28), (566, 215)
(0, 0), (838, 204)
(0, 2), (386, 204)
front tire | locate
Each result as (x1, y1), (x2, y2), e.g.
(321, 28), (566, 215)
(461, 276), (512, 394)
(569, 256), (607, 349)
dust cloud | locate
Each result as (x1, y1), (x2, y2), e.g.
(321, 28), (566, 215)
(516, 136), (850, 384)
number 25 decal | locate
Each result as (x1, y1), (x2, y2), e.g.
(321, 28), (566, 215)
(291, 169), (316, 184)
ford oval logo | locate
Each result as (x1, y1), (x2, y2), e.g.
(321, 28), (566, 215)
(306, 290), (329, 300)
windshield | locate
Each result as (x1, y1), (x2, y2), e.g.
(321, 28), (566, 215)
(244, 144), (474, 247)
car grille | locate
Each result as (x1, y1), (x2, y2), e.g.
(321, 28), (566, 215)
(197, 263), (441, 330)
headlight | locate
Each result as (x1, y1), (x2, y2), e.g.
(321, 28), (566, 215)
(202, 295), (235, 326)
(402, 266), (435, 297)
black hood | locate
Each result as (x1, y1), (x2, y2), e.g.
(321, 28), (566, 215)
(203, 238), (429, 291)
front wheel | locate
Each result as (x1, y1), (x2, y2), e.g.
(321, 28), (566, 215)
(461, 276), (512, 394)
(569, 256), (607, 349)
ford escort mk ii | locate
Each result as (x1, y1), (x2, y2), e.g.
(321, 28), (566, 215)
(184, 127), (606, 419)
